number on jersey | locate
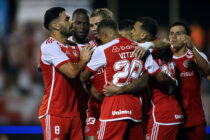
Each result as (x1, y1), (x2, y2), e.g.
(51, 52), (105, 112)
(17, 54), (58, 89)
(113, 59), (143, 86)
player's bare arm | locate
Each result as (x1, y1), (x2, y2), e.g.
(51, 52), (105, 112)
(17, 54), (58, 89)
(103, 73), (149, 96)
(90, 86), (104, 101)
(180, 34), (209, 76)
(80, 68), (105, 101)
(58, 45), (93, 79)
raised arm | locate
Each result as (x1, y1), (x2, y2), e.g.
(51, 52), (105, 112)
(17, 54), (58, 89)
(181, 34), (209, 76)
(58, 45), (93, 79)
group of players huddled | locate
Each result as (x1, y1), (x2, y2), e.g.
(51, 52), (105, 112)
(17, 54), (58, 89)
(38, 7), (210, 140)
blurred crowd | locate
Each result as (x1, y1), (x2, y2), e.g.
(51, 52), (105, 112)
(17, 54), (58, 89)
(0, 21), (210, 125)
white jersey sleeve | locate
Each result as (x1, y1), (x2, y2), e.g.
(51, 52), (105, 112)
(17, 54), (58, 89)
(137, 41), (155, 50)
(41, 41), (69, 68)
(145, 54), (160, 76)
(86, 47), (106, 72)
(198, 51), (209, 62)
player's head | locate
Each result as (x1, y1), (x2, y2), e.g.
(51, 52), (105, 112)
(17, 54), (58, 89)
(72, 8), (90, 41)
(97, 19), (119, 44)
(119, 19), (134, 40)
(169, 22), (191, 50)
(44, 7), (73, 37)
(132, 17), (158, 43)
(90, 8), (115, 39)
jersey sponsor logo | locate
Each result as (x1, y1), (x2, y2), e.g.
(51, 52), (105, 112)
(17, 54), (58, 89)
(120, 45), (135, 50)
(54, 138), (60, 140)
(112, 110), (132, 116)
(174, 114), (184, 119)
(180, 70), (194, 77)
(112, 46), (120, 53)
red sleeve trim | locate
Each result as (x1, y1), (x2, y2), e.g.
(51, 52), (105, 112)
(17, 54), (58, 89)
(149, 68), (161, 76)
(86, 66), (96, 73)
(55, 59), (71, 69)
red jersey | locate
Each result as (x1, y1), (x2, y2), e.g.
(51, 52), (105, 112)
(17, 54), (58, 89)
(39, 37), (81, 118)
(173, 50), (206, 127)
(149, 56), (184, 124)
(86, 38), (160, 122)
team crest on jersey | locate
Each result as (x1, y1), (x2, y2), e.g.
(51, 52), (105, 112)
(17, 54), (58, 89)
(183, 60), (190, 68)
(112, 46), (120, 53)
(73, 50), (78, 57)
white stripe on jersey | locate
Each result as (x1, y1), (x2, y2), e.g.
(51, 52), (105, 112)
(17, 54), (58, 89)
(39, 67), (55, 119)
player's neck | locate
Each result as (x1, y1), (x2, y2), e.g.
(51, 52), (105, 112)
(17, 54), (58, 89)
(103, 34), (120, 44)
(50, 31), (68, 45)
(72, 35), (89, 44)
(173, 46), (187, 57)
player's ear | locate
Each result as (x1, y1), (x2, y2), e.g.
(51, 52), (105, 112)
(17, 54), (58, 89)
(141, 32), (147, 40)
(51, 22), (60, 30)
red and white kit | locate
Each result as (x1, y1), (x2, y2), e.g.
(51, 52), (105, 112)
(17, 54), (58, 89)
(146, 51), (184, 140)
(39, 37), (82, 140)
(68, 36), (100, 137)
(173, 49), (207, 139)
(86, 38), (160, 140)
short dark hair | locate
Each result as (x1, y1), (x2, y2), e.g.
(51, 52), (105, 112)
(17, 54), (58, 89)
(72, 8), (89, 18)
(119, 19), (134, 31)
(44, 7), (65, 30)
(136, 17), (158, 38)
(170, 22), (191, 35)
(97, 19), (118, 33)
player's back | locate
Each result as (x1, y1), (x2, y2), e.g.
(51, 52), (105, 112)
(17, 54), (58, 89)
(103, 37), (141, 86)
(98, 37), (143, 122)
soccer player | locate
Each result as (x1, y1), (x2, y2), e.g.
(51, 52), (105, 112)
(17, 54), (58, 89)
(103, 17), (184, 140)
(84, 8), (116, 140)
(169, 22), (209, 140)
(119, 19), (135, 40)
(132, 17), (183, 140)
(80, 19), (163, 140)
(90, 8), (115, 45)
(38, 7), (93, 140)
(67, 8), (98, 138)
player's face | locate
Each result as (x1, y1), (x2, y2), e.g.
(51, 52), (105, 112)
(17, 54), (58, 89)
(169, 25), (187, 50)
(131, 22), (145, 42)
(58, 11), (74, 37)
(90, 16), (103, 38)
(73, 13), (90, 40)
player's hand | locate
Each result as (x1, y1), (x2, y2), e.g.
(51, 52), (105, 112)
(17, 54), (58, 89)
(179, 34), (194, 50)
(133, 45), (146, 59)
(103, 81), (122, 96)
(80, 45), (94, 62)
(153, 38), (171, 50)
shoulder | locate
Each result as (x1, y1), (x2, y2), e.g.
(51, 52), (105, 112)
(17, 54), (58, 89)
(41, 38), (59, 51)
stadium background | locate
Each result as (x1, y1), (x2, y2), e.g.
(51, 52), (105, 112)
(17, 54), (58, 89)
(0, 0), (209, 139)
